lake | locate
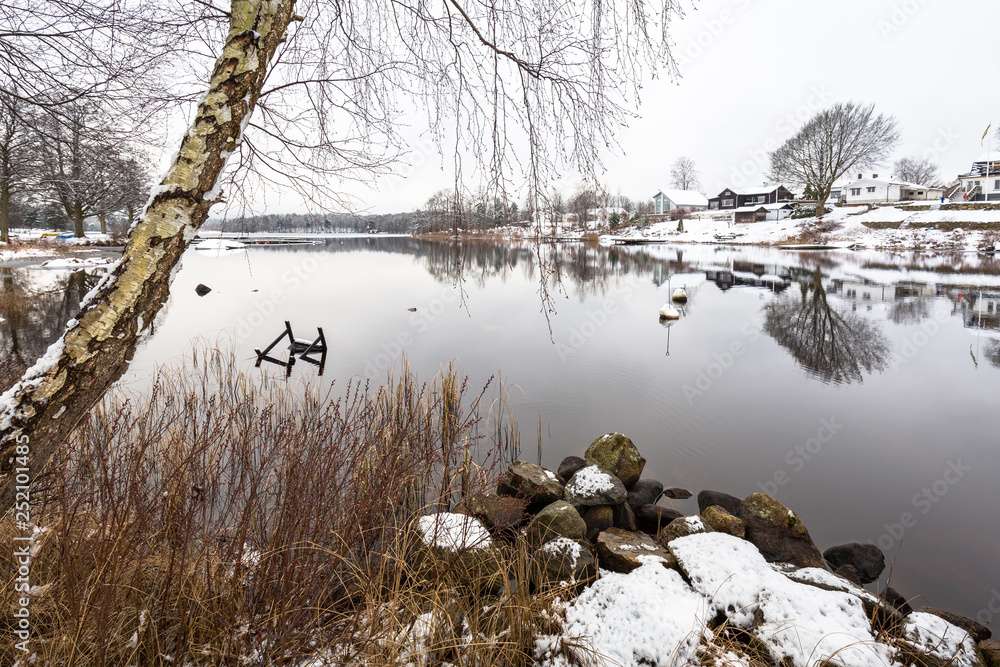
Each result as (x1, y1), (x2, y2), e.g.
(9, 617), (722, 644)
(4, 237), (1000, 623)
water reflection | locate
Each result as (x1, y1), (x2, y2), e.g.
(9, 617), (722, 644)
(762, 269), (891, 385)
(0, 267), (104, 371)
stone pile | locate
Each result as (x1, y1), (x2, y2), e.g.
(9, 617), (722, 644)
(443, 432), (993, 666)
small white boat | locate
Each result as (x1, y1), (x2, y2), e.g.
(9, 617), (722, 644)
(658, 304), (680, 319)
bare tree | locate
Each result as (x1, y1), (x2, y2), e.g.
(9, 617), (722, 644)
(769, 102), (900, 217)
(34, 103), (127, 237)
(670, 156), (700, 191)
(763, 270), (890, 384)
(893, 156), (940, 186)
(0, 92), (35, 242)
(0, 0), (686, 511)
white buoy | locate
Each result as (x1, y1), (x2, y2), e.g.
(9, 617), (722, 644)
(671, 288), (688, 303)
(658, 304), (680, 319)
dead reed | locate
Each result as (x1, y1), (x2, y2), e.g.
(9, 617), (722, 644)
(0, 345), (565, 666)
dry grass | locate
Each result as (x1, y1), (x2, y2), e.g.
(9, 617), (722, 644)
(1, 238), (76, 254)
(0, 345), (571, 666)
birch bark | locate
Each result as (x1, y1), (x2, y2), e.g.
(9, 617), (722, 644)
(0, 0), (297, 512)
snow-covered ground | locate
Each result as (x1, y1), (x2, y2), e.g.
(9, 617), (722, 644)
(602, 204), (1000, 252)
(536, 533), (981, 667)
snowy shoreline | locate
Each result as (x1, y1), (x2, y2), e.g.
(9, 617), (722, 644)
(430, 434), (998, 667)
(429, 203), (1000, 254)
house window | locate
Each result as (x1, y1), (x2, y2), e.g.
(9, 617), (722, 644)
(723, 198), (734, 207)
(995, 180), (999, 190)
(866, 187), (876, 193)
(850, 188), (861, 196)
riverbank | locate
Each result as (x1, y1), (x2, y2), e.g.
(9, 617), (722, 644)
(416, 203), (1000, 253)
(437, 433), (997, 667)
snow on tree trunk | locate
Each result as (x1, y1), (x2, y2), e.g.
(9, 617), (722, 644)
(0, 0), (297, 514)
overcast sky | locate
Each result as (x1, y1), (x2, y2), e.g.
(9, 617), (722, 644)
(294, 0), (1000, 214)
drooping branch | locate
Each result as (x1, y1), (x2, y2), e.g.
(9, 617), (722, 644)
(0, 0), (298, 513)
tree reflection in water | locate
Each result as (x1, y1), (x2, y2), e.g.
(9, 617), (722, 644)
(984, 339), (1000, 369)
(763, 269), (890, 384)
(0, 268), (105, 380)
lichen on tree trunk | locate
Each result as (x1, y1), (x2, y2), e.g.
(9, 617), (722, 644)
(0, 0), (297, 514)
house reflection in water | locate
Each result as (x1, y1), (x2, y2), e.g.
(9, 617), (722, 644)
(705, 268), (791, 293)
(962, 292), (1000, 331)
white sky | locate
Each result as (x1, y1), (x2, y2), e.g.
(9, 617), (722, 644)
(255, 0), (1000, 214)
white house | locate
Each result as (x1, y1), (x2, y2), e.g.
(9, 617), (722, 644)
(842, 174), (944, 204)
(957, 152), (1000, 202)
(652, 190), (709, 214)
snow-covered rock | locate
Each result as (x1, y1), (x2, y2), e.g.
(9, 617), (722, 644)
(417, 512), (492, 551)
(564, 464), (627, 507)
(535, 558), (709, 667)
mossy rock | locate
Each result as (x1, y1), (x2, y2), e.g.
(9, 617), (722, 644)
(497, 461), (564, 509)
(525, 500), (586, 548)
(597, 527), (677, 573)
(701, 505), (745, 538)
(584, 433), (646, 489)
(656, 515), (713, 547)
(738, 493), (824, 569)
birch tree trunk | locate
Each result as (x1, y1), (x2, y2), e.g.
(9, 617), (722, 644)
(0, 0), (296, 513)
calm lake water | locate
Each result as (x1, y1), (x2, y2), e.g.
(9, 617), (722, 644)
(4, 237), (1000, 622)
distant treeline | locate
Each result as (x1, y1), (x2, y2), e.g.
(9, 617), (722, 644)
(203, 211), (423, 234)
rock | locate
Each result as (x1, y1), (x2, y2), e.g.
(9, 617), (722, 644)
(921, 607), (992, 643)
(532, 537), (597, 587)
(497, 461), (564, 510)
(584, 433), (646, 489)
(701, 505), (745, 538)
(556, 456), (587, 483)
(833, 564), (862, 586)
(880, 587), (915, 616)
(195, 283), (212, 296)
(626, 479), (663, 509)
(525, 501), (586, 547)
(635, 504), (682, 535)
(697, 489), (741, 515)
(656, 515), (712, 547)
(452, 493), (528, 535)
(417, 512), (493, 551)
(822, 542), (886, 584)
(564, 464), (627, 507)
(612, 502), (637, 532)
(662, 487), (692, 500)
(671, 288), (688, 303)
(596, 527), (677, 573)
(898, 612), (984, 667)
(781, 565), (902, 635)
(980, 639), (1000, 667)
(738, 493), (824, 569)
(581, 505), (614, 543)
